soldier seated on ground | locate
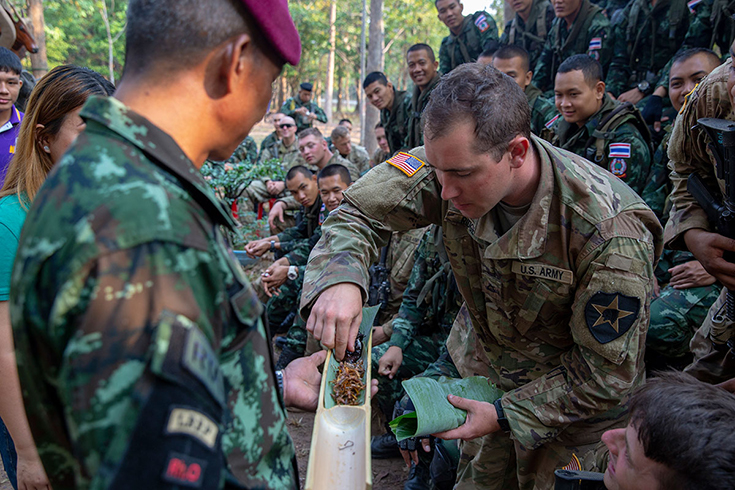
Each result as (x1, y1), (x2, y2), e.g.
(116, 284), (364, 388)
(370, 123), (391, 167)
(553, 54), (652, 195)
(480, 44), (558, 141)
(363, 71), (411, 155)
(592, 371), (735, 490)
(271, 164), (353, 370)
(330, 125), (371, 176)
(268, 127), (355, 233)
(435, 0), (499, 74)
(499, 0), (555, 71)
(259, 111), (285, 154)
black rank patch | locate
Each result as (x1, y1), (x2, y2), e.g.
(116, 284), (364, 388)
(162, 452), (207, 488)
(585, 292), (639, 344)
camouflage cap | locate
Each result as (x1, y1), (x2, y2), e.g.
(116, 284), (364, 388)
(240, 0), (301, 66)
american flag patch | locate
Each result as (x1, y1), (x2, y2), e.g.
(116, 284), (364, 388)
(588, 37), (602, 50)
(388, 152), (426, 177)
(562, 454), (582, 471)
(545, 114), (560, 129)
(687, 0), (702, 12)
(609, 143), (631, 158)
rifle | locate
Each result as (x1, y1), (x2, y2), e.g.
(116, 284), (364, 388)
(367, 244), (391, 323)
(553, 470), (606, 490)
(687, 117), (735, 319)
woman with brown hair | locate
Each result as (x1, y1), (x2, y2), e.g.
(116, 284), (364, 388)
(0, 64), (114, 490)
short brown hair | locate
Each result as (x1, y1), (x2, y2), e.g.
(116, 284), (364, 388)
(297, 127), (323, 140)
(330, 125), (349, 141)
(423, 63), (530, 160)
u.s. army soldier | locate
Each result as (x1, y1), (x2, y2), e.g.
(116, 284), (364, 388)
(301, 63), (661, 489)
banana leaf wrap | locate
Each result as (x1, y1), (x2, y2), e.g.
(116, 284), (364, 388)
(389, 376), (503, 441)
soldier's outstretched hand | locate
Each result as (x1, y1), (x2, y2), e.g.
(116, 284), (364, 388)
(306, 283), (362, 360)
(684, 228), (735, 290)
(432, 395), (501, 441)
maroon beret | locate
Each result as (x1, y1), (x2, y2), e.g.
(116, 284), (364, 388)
(239, 0), (301, 66)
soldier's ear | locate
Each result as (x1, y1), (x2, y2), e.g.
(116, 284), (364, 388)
(36, 123), (51, 154)
(595, 81), (606, 100)
(507, 135), (530, 168)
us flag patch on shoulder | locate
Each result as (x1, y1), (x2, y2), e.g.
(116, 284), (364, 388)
(388, 152), (426, 177)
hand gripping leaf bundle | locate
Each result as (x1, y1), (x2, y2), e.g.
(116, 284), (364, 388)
(389, 376), (503, 441)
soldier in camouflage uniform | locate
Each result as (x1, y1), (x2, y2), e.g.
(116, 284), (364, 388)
(371, 123), (391, 167)
(436, 0), (499, 74)
(330, 125), (371, 175)
(406, 44), (442, 149)
(604, 0), (691, 105)
(279, 82), (328, 132)
(663, 46), (735, 384)
(363, 71), (411, 155)
(553, 55), (652, 194)
(300, 63), (661, 489)
(8, 1), (328, 488)
(484, 44), (559, 141)
(532, 0), (612, 93)
(500, 0), (555, 71)
(259, 112), (285, 154)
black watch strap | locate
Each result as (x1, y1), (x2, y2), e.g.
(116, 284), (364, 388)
(494, 398), (511, 433)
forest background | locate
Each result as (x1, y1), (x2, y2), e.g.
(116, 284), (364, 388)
(9, 0), (504, 151)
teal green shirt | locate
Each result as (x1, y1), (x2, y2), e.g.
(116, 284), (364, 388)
(0, 193), (27, 301)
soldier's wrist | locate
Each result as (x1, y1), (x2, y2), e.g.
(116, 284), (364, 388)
(493, 398), (511, 433)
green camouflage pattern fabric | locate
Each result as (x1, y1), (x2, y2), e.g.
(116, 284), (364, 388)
(380, 88), (412, 155)
(279, 96), (328, 132)
(371, 147), (390, 168)
(301, 136), (661, 487)
(260, 130), (279, 154)
(371, 225), (463, 416)
(439, 11), (500, 74)
(641, 126), (674, 221)
(209, 135), (258, 166)
(686, 0), (735, 54)
(664, 59), (735, 361)
(260, 138), (303, 168)
(591, 0), (629, 15)
(526, 83), (559, 142)
(532, 0), (612, 93)
(9, 96), (297, 489)
(605, 0), (691, 97)
(339, 143), (371, 176)
(553, 94), (652, 194)
(500, 0), (556, 70)
(407, 73), (441, 149)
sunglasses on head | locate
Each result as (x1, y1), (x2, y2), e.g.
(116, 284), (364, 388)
(279, 123), (295, 129)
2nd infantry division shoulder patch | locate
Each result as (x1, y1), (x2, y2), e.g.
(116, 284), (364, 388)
(585, 292), (639, 344)
(388, 152), (426, 177)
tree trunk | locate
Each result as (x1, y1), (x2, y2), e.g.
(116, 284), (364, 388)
(364, 0), (383, 154)
(99, 0), (115, 84)
(324, 0), (337, 122)
(27, 0), (48, 78)
(336, 71), (343, 113)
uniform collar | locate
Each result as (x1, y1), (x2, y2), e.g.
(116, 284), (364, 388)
(80, 96), (237, 229)
(447, 135), (552, 260)
(556, 93), (616, 147)
(450, 15), (473, 39)
(525, 83), (543, 105)
(413, 73), (442, 107)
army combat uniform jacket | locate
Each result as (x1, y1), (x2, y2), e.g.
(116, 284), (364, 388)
(500, 0), (556, 70)
(380, 88), (411, 156)
(279, 96), (328, 132)
(407, 74), (441, 149)
(533, 0), (612, 93)
(553, 94), (652, 194)
(439, 11), (499, 74)
(301, 137), (661, 469)
(9, 97), (297, 489)
(605, 0), (691, 97)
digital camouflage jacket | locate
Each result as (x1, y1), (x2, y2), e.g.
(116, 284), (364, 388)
(439, 10), (499, 74)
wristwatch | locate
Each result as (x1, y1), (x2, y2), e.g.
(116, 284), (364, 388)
(493, 398), (511, 433)
(275, 369), (284, 398)
(270, 240), (276, 252)
(637, 80), (651, 95)
(287, 265), (299, 281)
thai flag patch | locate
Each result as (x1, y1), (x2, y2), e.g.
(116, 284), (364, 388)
(687, 0), (702, 12)
(388, 152), (426, 177)
(608, 143), (631, 158)
(545, 114), (560, 129)
(588, 37), (602, 50)
(475, 14), (490, 33)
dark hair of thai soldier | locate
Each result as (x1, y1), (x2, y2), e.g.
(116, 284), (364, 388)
(0, 65), (115, 207)
(286, 165), (314, 182)
(298, 127), (323, 140)
(628, 371), (735, 490)
(407, 43), (436, 63)
(123, 0), (277, 79)
(0, 47), (22, 75)
(363, 71), (389, 89)
(671, 47), (721, 68)
(493, 45), (531, 73)
(480, 45), (500, 59)
(557, 54), (603, 87)
(338, 118), (352, 125)
(330, 125), (350, 142)
(424, 63), (530, 161)
(318, 164), (352, 185)
(375, 122), (383, 130)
